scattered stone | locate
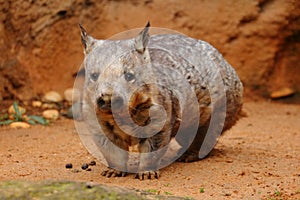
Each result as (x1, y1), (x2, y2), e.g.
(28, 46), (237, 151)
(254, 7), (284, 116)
(270, 87), (295, 99)
(89, 160), (96, 166)
(9, 122), (30, 129)
(86, 168), (92, 171)
(41, 103), (58, 109)
(43, 91), (63, 103)
(22, 115), (30, 122)
(32, 100), (42, 108)
(42, 109), (59, 120)
(64, 88), (81, 102)
(8, 105), (26, 115)
(23, 101), (29, 106)
(81, 163), (89, 170)
(65, 163), (73, 169)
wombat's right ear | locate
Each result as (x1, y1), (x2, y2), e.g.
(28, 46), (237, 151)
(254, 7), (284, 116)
(134, 22), (150, 54)
(79, 24), (97, 55)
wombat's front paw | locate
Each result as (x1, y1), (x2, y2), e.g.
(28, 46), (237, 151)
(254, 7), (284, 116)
(135, 170), (160, 180)
(101, 167), (127, 177)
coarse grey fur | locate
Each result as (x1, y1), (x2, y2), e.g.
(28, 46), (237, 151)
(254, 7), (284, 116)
(79, 23), (243, 180)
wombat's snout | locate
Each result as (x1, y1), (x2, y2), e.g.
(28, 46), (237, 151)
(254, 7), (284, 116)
(96, 94), (124, 111)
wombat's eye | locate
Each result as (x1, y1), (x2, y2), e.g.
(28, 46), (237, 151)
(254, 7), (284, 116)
(124, 72), (135, 82)
(90, 72), (99, 81)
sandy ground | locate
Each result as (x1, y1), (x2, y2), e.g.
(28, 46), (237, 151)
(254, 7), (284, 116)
(0, 100), (299, 199)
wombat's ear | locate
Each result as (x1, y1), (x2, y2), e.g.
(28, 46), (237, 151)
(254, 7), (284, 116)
(79, 24), (97, 54)
(134, 22), (150, 54)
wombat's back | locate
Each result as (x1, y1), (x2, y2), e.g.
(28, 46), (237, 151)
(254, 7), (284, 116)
(147, 34), (243, 130)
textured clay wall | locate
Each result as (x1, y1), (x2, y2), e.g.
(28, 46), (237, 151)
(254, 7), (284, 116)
(0, 0), (299, 100)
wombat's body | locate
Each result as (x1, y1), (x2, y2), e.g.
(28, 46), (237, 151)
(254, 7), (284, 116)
(79, 23), (243, 179)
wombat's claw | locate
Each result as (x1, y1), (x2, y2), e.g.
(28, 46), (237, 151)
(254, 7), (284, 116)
(177, 152), (200, 162)
(101, 168), (127, 177)
(135, 170), (160, 180)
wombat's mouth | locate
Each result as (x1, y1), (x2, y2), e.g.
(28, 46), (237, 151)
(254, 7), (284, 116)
(96, 95), (124, 112)
(128, 98), (153, 126)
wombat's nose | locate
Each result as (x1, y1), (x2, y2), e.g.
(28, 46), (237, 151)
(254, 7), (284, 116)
(96, 95), (111, 111)
(111, 96), (124, 109)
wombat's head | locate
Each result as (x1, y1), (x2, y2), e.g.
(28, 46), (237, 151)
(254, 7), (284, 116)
(80, 23), (162, 125)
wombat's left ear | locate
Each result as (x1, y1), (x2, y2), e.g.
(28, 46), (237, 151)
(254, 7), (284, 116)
(79, 24), (97, 55)
(134, 22), (150, 54)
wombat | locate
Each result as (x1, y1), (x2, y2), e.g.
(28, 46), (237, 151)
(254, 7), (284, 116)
(79, 22), (243, 180)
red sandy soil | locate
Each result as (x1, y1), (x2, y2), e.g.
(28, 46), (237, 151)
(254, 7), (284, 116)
(0, 100), (299, 199)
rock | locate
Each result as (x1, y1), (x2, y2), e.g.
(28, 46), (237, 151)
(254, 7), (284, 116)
(8, 105), (26, 115)
(42, 109), (59, 120)
(9, 122), (30, 129)
(270, 87), (295, 99)
(64, 88), (81, 102)
(43, 91), (63, 103)
(41, 103), (58, 109)
(0, 180), (187, 199)
(32, 100), (42, 107)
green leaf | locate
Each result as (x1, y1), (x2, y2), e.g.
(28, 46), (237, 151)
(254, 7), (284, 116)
(12, 113), (22, 122)
(27, 119), (36, 125)
(13, 101), (22, 120)
(28, 115), (49, 125)
(199, 187), (205, 193)
(164, 191), (172, 195)
(0, 113), (8, 121)
(0, 120), (14, 125)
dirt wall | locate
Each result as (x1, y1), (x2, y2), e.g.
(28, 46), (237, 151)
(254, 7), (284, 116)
(0, 0), (299, 100)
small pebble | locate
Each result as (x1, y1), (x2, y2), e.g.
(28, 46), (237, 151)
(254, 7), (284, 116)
(89, 160), (96, 166)
(64, 88), (81, 102)
(270, 87), (295, 99)
(65, 163), (73, 169)
(9, 122), (30, 129)
(86, 168), (92, 171)
(43, 91), (63, 103)
(81, 163), (89, 170)
(42, 109), (59, 120)
(41, 103), (58, 109)
(32, 100), (42, 108)
(8, 105), (26, 115)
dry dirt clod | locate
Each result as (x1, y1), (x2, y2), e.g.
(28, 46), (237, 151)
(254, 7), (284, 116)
(43, 91), (63, 103)
(9, 122), (30, 129)
(42, 109), (59, 120)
